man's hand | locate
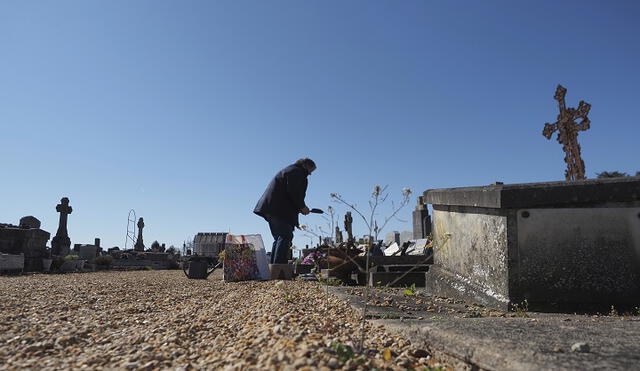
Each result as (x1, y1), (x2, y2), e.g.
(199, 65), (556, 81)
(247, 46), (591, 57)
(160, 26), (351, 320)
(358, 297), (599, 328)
(301, 207), (310, 215)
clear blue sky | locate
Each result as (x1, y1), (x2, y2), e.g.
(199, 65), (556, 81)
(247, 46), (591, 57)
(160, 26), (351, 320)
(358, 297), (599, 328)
(1, 1), (639, 251)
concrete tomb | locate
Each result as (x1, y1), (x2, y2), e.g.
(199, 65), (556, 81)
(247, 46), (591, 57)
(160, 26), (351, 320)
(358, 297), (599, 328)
(424, 177), (640, 310)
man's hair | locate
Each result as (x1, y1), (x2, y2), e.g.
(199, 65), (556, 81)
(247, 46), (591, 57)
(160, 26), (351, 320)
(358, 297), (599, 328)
(295, 158), (316, 169)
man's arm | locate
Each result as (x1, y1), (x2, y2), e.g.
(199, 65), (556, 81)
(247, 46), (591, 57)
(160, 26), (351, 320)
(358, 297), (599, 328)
(286, 170), (308, 214)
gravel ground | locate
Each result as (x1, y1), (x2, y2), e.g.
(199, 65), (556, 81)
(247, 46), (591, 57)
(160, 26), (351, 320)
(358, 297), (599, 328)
(0, 270), (447, 370)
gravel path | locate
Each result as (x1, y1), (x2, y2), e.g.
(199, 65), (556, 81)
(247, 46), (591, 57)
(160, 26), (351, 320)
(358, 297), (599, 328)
(0, 271), (446, 370)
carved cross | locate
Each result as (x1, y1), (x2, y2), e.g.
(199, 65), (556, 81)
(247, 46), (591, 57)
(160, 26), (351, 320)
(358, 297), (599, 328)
(134, 217), (145, 251)
(55, 197), (72, 236)
(51, 197), (73, 256)
(543, 84), (591, 181)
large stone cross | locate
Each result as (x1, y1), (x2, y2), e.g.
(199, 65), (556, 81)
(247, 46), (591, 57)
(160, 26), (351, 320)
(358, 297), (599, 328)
(51, 197), (73, 256)
(542, 84), (591, 181)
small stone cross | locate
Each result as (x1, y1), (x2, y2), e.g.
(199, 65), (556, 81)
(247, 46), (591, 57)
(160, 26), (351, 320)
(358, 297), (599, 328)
(335, 226), (343, 244)
(542, 84), (591, 181)
(344, 212), (354, 242)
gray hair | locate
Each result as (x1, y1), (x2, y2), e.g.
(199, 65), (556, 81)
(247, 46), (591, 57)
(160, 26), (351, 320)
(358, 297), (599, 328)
(295, 158), (316, 169)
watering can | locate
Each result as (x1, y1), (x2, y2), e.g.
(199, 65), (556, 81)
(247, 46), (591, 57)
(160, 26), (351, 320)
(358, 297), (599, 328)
(183, 256), (219, 279)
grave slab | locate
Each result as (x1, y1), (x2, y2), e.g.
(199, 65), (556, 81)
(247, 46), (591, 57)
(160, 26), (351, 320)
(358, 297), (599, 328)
(330, 285), (640, 371)
(369, 271), (426, 287)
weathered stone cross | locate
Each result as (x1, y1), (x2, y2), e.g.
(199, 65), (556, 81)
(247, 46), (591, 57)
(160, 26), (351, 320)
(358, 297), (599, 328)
(542, 84), (592, 181)
(134, 217), (145, 251)
(344, 211), (354, 243)
(51, 197), (72, 256)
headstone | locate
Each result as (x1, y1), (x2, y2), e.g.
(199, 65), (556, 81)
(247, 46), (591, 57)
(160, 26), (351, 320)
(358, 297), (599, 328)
(134, 217), (145, 251)
(412, 196), (432, 239)
(399, 231), (413, 245)
(19, 216), (41, 229)
(424, 177), (640, 310)
(51, 197), (72, 256)
(335, 226), (343, 244)
(385, 231), (401, 246)
(79, 245), (98, 263)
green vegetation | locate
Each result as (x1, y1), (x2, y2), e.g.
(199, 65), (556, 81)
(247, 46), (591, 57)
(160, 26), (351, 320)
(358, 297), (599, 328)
(330, 341), (355, 363)
(596, 171), (640, 178)
(403, 283), (417, 297)
(512, 299), (529, 317)
(318, 277), (342, 286)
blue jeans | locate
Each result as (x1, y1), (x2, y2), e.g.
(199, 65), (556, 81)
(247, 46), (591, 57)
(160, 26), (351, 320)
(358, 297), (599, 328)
(268, 216), (294, 264)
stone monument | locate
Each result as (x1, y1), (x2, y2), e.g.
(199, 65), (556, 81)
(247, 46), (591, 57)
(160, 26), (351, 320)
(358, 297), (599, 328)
(344, 212), (354, 243)
(51, 197), (72, 256)
(335, 226), (343, 244)
(412, 196), (432, 239)
(19, 216), (41, 229)
(0, 217), (50, 271)
(542, 84), (591, 181)
(134, 217), (145, 251)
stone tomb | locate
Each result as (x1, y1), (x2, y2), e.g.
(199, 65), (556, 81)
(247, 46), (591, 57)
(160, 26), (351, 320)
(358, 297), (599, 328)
(0, 217), (50, 272)
(424, 177), (640, 310)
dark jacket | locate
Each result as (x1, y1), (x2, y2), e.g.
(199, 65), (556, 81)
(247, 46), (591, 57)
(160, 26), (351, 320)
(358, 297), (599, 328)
(254, 163), (309, 227)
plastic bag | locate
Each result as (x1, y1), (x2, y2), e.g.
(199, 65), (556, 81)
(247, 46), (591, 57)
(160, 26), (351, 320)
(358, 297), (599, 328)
(223, 234), (270, 282)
